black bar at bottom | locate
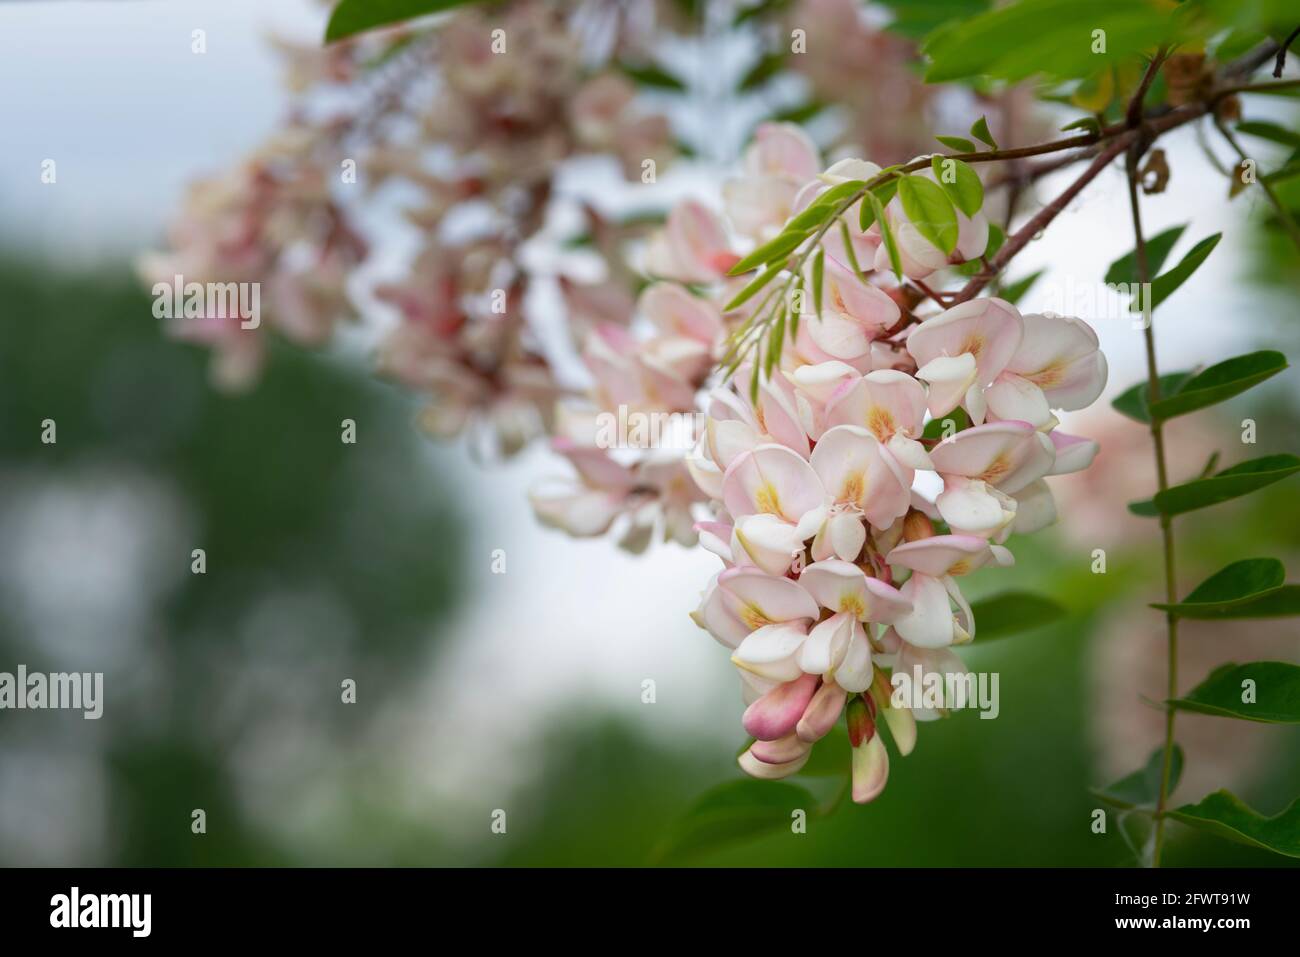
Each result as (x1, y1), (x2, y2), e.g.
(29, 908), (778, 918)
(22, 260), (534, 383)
(0, 866), (1294, 941)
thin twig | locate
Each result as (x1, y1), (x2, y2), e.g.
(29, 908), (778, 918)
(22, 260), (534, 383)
(1274, 24), (1300, 78)
(1123, 47), (1181, 872)
(1214, 116), (1300, 253)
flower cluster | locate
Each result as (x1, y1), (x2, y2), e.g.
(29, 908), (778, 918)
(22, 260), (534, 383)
(140, 0), (674, 460)
(634, 123), (1109, 798)
(136, 128), (367, 390)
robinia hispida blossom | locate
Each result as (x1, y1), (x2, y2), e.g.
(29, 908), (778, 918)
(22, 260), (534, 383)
(648, 124), (1111, 800)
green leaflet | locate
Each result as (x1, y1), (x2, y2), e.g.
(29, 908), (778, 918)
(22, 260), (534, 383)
(1135, 233), (1223, 313)
(970, 115), (998, 149)
(897, 175), (958, 254)
(1092, 745), (1183, 810)
(1168, 661), (1300, 724)
(930, 155), (984, 217)
(651, 778), (816, 864)
(968, 591), (1066, 641)
(1104, 224), (1187, 285)
(1168, 790), (1300, 858)
(1152, 558), (1300, 619)
(1144, 351), (1287, 421)
(326, 0), (480, 42)
(1128, 454), (1300, 517)
(1111, 372), (1194, 424)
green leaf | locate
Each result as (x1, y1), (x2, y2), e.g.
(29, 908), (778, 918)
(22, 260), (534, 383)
(811, 248), (824, 317)
(969, 115), (998, 149)
(1140, 233), (1223, 313)
(1236, 120), (1300, 149)
(1110, 372), (1194, 424)
(872, 192), (903, 279)
(724, 264), (784, 311)
(652, 779), (816, 863)
(930, 156), (984, 217)
(923, 0), (1176, 85)
(921, 406), (972, 439)
(1060, 116), (1101, 136)
(786, 201), (839, 234)
(1152, 558), (1290, 618)
(1145, 350), (1287, 421)
(729, 228), (810, 276)
(969, 591), (1066, 641)
(879, 0), (990, 39)
(620, 62), (687, 91)
(1104, 224), (1187, 285)
(806, 179), (868, 215)
(897, 175), (959, 254)
(1169, 661), (1300, 723)
(999, 269), (1044, 306)
(1128, 454), (1300, 517)
(858, 179), (900, 231)
(1092, 745), (1183, 810)
(936, 135), (977, 152)
(325, 0), (478, 42)
(1168, 790), (1300, 857)
(766, 308), (787, 375)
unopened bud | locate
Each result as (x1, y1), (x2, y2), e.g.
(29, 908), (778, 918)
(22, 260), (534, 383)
(846, 694), (875, 748)
(902, 510), (934, 542)
(851, 733), (889, 804)
(796, 679), (847, 743)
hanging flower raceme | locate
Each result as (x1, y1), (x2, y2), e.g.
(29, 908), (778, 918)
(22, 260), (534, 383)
(673, 139), (1108, 801)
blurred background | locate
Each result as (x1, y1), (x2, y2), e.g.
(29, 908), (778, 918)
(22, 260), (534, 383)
(0, 0), (1296, 866)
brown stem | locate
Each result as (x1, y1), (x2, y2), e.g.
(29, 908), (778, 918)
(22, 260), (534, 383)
(1127, 48), (1170, 129)
(950, 137), (1130, 304)
(1123, 45), (1180, 872)
(1275, 24), (1300, 78)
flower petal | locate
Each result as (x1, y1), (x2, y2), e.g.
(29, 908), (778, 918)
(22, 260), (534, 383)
(928, 420), (1055, 493)
(722, 444), (825, 523)
(809, 425), (912, 529)
(907, 297), (1024, 385)
(741, 671), (819, 739)
(797, 682), (847, 743)
(1008, 313), (1108, 410)
(733, 513), (803, 576)
(799, 612), (854, 674)
(893, 573), (955, 648)
(824, 369), (928, 441)
(851, 732), (889, 803)
(915, 353), (978, 418)
(887, 534), (996, 577)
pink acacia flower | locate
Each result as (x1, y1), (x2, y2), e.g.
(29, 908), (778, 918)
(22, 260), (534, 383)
(644, 201), (741, 283)
(907, 299), (1108, 433)
(804, 256), (901, 361)
(928, 421), (1056, 539)
(886, 534), (1011, 647)
(724, 123), (822, 242)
